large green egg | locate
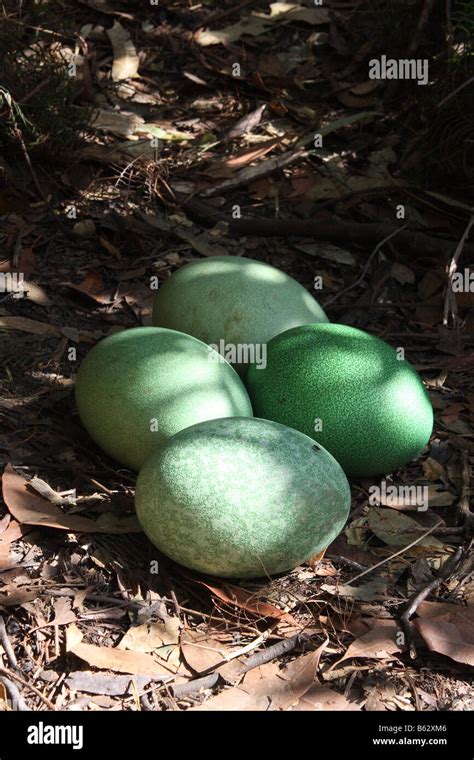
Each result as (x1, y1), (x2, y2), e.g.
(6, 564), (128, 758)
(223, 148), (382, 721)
(75, 327), (252, 471)
(135, 417), (351, 579)
(246, 323), (433, 477)
(152, 256), (328, 375)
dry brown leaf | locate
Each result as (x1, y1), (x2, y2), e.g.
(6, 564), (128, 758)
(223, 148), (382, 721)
(366, 507), (444, 548)
(65, 624), (176, 676)
(32, 597), (77, 630)
(202, 142), (281, 179)
(338, 620), (406, 663)
(322, 579), (388, 602)
(106, 20), (139, 80)
(99, 237), (121, 259)
(2, 464), (140, 534)
(0, 586), (40, 606)
(414, 605), (474, 666)
(190, 578), (296, 624)
(422, 457), (446, 481)
(292, 684), (362, 711)
(181, 628), (234, 674)
(66, 272), (113, 304)
(0, 316), (61, 337)
(118, 618), (180, 666)
(194, 644), (327, 711)
(0, 518), (28, 545)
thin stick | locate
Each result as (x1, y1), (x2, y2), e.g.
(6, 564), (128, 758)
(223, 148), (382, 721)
(0, 615), (18, 668)
(401, 546), (463, 659)
(0, 666), (55, 710)
(344, 520), (445, 586)
(0, 676), (29, 711)
(443, 214), (474, 326)
(324, 224), (408, 307)
(458, 450), (473, 532)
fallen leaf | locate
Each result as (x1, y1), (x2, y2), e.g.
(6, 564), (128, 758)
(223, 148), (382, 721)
(2, 464), (140, 534)
(366, 507), (444, 549)
(0, 316), (61, 337)
(181, 629), (235, 674)
(99, 237), (121, 259)
(321, 579), (388, 602)
(90, 109), (144, 138)
(118, 618), (180, 664)
(338, 620), (406, 663)
(390, 262), (415, 285)
(414, 605), (474, 666)
(422, 457), (446, 481)
(66, 623), (176, 676)
(190, 578), (296, 624)
(194, 642), (327, 711)
(106, 20), (139, 80)
(293, 242), (356, 266)
(196, 16), (273, 47)
(258, 3), (330, 25)
(292, 684), (362, 711)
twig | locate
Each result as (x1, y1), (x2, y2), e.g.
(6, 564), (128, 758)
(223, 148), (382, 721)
(0, 666), (55, 710)
(178, 196), (474, 259)
(324, 224), (408, 307)
(200, 148), (308, 198)
(0, 615), (18, 668)
(0, 676), (29, 711)
(443, 214), (474, 326)
(400, 547), (464, 659)
(457, 450), (473, 534)
(2, 91), (61, 226)
(438, 76), (474, 109)
(326, 554), (367, 572)
(170, 674), (220, 699)
(170, 629), (314, 701)
(242, 631), (311, 672)
(344, 520), (445, 586)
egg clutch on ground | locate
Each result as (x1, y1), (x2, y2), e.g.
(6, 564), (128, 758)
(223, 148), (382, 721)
(74, 255), (433, 578)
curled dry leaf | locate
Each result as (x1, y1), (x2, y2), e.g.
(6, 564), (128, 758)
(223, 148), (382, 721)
(193, 641), (328, 711)
(106, 20), (139, 81)
(65, 624), (176, 676)
(337, 620), (406, 664)
(189, 578), (297, 624)
(2, 464), (140, 534)
(414, 604), (474, 666)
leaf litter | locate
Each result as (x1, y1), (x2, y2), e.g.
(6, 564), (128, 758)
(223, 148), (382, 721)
(0, 0), (472, 713)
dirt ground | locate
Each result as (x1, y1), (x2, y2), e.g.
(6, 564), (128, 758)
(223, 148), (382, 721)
(0, 0), (473, 712)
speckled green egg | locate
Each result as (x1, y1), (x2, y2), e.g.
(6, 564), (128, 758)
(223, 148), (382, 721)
(75, 327), (252, 471)
(135, 417), (350, 578)
(246, 323), (433, 477)
(152, 256), (328, 375)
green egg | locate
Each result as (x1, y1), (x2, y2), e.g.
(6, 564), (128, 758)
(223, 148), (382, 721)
(152, 256), (328, 375)
(246, 323), (433, 477)
(135, 416), (351, 579)
(75, 327), (252, 471)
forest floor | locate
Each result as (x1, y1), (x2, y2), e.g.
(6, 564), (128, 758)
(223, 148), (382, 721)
(0, 0), (473, 711)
